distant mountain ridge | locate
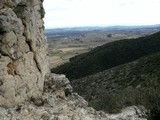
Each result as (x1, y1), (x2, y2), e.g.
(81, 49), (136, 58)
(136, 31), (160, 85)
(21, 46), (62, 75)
(52, 31), (160, 80)
(45, 25), (160, 40)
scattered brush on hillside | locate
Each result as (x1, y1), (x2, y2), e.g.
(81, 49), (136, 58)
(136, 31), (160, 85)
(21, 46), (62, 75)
(52, 31), (160, 80)
(72, 52), (160, 120)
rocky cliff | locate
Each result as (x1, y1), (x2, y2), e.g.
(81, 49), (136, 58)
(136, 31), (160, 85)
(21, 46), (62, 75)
(0, 0), (49, 106)
(0, 0), (147, 120)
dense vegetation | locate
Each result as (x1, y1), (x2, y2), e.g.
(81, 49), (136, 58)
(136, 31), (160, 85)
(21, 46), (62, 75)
(72, 52), (160, 120)
(52, 31), (160, 80)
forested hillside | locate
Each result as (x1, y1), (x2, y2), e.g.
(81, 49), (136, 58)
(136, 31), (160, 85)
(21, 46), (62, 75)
(72, 52), (160, 120)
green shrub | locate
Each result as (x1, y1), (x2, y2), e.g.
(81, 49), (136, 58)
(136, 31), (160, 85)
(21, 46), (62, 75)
(72, 52), (160, 119)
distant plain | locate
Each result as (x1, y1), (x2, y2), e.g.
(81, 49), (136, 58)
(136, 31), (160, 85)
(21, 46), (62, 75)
(45, 25), (160, 68)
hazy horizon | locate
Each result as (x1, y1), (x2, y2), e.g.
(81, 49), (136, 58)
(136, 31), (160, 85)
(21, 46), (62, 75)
(45, 24), (160, 30)
(43, 0), (160, 29)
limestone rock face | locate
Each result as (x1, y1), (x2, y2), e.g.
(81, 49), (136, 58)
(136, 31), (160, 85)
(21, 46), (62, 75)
(0, 0), (49, 106)
(0, 73), (108, 120)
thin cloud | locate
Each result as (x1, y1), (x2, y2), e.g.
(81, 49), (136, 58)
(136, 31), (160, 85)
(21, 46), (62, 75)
(44, 0), (160, 28)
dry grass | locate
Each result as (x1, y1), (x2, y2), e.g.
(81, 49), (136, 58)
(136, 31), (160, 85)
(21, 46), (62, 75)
(49, 47), (89, 68)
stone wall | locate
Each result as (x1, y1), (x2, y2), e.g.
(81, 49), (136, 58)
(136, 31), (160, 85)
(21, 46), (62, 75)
(0, 0), (49, 106)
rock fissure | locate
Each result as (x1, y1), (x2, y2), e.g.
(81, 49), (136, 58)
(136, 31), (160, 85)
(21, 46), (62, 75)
(33, 55), (42, 73)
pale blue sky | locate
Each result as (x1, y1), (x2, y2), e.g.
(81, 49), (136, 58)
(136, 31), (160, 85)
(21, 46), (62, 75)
(43, 0), (160, 28)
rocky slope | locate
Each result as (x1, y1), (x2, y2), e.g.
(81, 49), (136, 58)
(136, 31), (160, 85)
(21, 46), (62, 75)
(0, 0), (146, 120)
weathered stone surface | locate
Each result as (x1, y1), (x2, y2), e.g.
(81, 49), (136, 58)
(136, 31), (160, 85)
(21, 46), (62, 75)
(107, 106), (147, 120)
(0, 0), (49, 107)
(0, 8), (24, 34)
(0, 75), (108, 120)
